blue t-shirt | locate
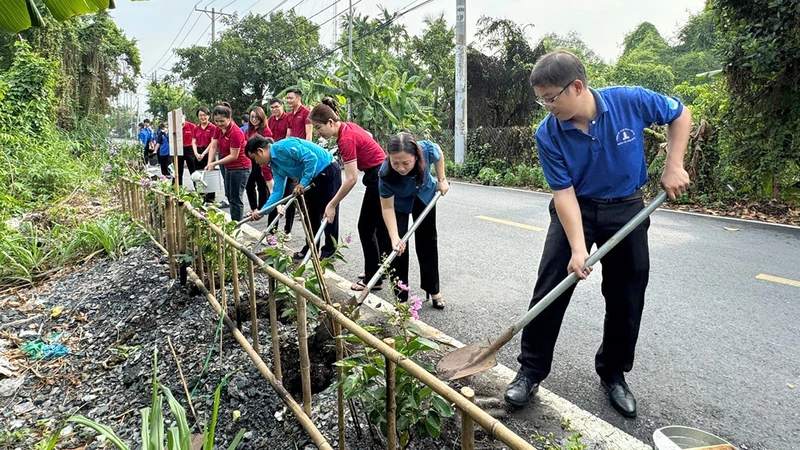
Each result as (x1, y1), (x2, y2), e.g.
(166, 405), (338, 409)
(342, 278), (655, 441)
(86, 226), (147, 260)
(156, 130), (170, 156)
(535, 86), (684, 199)
(378, 140), (440, 214)
(266, 137), (333, 207)
(138, 128), (152, 147)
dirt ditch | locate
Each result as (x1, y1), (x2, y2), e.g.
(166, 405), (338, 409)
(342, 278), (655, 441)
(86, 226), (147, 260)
(0, 245), (587, 449)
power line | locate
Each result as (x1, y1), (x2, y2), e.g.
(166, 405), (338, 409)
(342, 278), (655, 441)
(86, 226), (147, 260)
(158, 14), (205, 72)
(274, 0), (438, 79)
(144, 8), (196, 75)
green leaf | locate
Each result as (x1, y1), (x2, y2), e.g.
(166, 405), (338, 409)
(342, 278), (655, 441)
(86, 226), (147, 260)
(424, 413), (441, 438)
(160, 384), (192, 449)
(227, 429), (247, 450)
(65, 415), (131, 450)
(431, 395), (454, 418)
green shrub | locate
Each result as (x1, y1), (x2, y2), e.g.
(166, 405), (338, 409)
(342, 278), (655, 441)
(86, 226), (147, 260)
(477, 167), (501, 185)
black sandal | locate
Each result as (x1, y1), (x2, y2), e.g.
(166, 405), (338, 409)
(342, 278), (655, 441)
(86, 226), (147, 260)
(292, 251), (305, 260)
(428, 293), (445, 310)
(351, 280), (382, 292)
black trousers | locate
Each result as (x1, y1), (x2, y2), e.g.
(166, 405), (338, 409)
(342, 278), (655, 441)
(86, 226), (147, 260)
(267, 178), (298, 234)
(158, 154), (171, 177)
(517, 196), (650, 383)
(390, 196), (440, 302)
(359, 166), (391, 283)
(298, 163), (342, 258)
(246, 159), (269, 211)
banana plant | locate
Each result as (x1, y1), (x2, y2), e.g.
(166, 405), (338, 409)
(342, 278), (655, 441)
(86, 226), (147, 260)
(1, 0), (150, 34)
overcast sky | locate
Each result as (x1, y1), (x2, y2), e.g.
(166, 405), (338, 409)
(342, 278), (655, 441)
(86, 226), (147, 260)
(109, 0), (706, 114)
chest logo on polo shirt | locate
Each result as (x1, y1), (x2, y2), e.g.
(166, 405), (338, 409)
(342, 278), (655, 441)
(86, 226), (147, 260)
(616, 128), (636, 146)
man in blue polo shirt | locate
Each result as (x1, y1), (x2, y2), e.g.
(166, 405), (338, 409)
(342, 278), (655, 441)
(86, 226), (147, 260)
(244, 135), (342, 259)
(504, 50), (691, 418)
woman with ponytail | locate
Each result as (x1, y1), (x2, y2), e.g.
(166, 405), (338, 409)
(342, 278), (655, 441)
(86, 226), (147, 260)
(310, 97), (390, 292)
(379, 132), (449, 309)
(205, 103), (252, 221)
(245, 106), (273, 213)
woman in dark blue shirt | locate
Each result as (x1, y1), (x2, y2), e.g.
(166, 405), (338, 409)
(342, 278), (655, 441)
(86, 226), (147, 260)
(378, 132), (450, 309)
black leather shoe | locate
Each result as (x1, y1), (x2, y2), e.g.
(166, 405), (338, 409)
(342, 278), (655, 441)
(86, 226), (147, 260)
(504, 372), (539, 407)
(601, 378), (637, 418)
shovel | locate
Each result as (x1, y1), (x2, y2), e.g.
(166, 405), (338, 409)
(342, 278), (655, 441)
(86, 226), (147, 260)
(436, 191), (668, 381)
(349, 192), (443, 313)
(235, 184), (313, 227)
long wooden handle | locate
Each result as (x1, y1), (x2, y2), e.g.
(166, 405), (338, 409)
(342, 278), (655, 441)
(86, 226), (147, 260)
(686, 445), (736, 450)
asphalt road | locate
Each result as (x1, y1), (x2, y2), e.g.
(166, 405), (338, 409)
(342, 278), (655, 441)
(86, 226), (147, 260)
(251, 178), (800, 449)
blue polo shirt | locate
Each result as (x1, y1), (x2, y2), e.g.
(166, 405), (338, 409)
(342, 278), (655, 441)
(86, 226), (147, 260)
(266, 137), (333, 206)
(378, 140), (440, 213)
(536, 86), (683, 199)
(138, 128), (152, 147)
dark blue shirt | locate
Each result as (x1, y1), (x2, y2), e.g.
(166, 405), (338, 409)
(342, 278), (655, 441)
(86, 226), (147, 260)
(378, 140), (441, 214)
(536, 86), (684, 199)
(138, 128), (152, 147)
(156, 130), (170, 156)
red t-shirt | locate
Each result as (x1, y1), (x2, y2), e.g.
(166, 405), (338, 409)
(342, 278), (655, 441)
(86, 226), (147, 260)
(337, 122), (385, 171)
(192, 123), (217, 148)
(288, 105), (311, 139)
(213, 125), (251, 169)
(182, 121), (195, 148)
(247, 127), (274, 180)
(268, 113), (291, 141)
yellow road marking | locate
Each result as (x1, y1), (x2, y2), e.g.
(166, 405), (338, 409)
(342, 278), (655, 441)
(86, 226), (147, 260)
(756, 274), (800, 288)
(475, 215), (544, 232)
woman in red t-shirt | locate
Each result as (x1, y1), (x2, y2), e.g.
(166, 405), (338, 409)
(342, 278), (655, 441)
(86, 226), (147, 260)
(310, 97), (390, 291)
(192, 107), (218, 203)
(245, 106), (273, 213)
(205, 104), (252, 222)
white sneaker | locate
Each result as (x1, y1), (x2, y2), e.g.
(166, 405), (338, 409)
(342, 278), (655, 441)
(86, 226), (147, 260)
(283, 233), (292, 241)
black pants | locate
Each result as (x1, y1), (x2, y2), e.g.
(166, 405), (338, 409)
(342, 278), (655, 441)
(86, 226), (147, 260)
(158, 154), (171, 177)
(267, 178), (298, 234)
(359, 166), (391, 283)
(390, 196), (439, 302)
(246, 159), (269, 211)
(298, 163), (342, 258)
(195, 146), (215, 202)
(517, 196), (650, 383)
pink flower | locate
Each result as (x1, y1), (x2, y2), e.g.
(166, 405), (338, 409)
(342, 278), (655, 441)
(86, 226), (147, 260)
(268, 235), (277, 246)
(345, 235), (352, 244)
(396, 280), (410, 292)
(103, 164), (112, 172)
(409, 295), (422, 320)
(140, 178), (149, 186)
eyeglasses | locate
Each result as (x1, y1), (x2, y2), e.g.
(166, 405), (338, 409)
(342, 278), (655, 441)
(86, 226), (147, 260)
(536, 80), (575, 107)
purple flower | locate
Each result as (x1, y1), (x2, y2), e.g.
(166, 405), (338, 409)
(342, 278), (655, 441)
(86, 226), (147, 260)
(396, 280), (410, 292)
(140, 178), (149, 186)
(268, 235), (278, 246)
(409, 295), (422, 320)
(108, 148), (117, 155)
(159, 175), (168, 181)
(102, 164), (112, 172)
(345, 234), (352, 244)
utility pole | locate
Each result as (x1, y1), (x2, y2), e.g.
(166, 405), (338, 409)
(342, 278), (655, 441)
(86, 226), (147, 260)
(454, 0), (467, 165)
(347, 0), (353, 118)
(195, 6), (233, 43)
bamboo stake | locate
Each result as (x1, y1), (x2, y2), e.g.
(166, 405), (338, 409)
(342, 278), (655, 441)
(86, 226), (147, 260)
(217, 235), (226, 361)
(461, 387), (475, 450)
(269, 275), (281, 381)
(333, 303), (345, 450)
(247, 260), (259, 353)
(231, 246), (242, 330)
(177, 201), (187, 285)
(165, 196), (177, 279)
(186, 268), (333, 450)
(297, 196), (332, 304)
(384, 338), (397, 450)
(167, 336), (200, 427)
(119, 179), (126, 213)
(196, 225), (205, 283)
(295, 276), (312, 418)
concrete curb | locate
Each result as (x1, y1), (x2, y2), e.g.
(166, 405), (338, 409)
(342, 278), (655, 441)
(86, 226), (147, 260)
(236, 219), (652, 450)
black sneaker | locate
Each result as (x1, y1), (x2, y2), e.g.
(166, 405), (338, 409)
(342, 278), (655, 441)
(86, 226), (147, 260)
(504, 372), (539, 407)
